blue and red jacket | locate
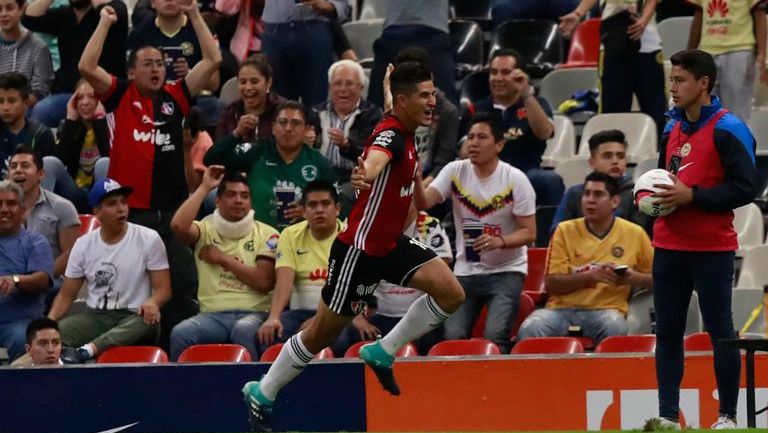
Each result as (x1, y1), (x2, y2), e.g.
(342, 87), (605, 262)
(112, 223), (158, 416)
(654, 96), (756, 251)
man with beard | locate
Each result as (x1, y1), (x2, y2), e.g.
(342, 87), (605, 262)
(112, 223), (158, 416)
(21, 0), (128, 127)
(169, 166), (278, 361)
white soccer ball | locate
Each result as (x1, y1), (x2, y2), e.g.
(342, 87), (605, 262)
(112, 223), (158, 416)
(633, 168), (676, 217)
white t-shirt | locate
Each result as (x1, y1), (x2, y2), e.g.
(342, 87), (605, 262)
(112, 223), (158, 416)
(375, 214), (452, 317)
(430, 159), (536, 276)
(65, 223), (169, 311)
(602, 0), (663, 53)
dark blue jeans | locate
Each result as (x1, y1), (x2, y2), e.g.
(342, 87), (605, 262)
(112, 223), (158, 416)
(261, 20), (334, 107)
(653, 248), (740, 420)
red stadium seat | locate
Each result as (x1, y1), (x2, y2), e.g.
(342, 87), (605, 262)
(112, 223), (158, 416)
(576, 337), (595, 350)
(344, 341), (419, 358)
(594, 335), (656, 353)
(524, 248), (548, 304)
(259, 344), (334, 362)
(177, 344), (252, 363)
(684, 332), (713, 351)
(97, 346), (169, 364)
(562, 19), (600, 68)
(511, 337), (585, 354)
(78, 214), (100, 236)
(471, 292), (536, 340)
(427, 339), (501, 356)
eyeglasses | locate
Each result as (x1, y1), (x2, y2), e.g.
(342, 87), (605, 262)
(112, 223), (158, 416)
(276, 118), (305, 127)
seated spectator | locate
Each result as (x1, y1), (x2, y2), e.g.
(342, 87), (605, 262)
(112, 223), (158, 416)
(256, 180), (343, 350)
(550, 130), (649, 233)
(331, 206), (452, 356)
(204, 100), (336, 229)
(42, 80), (110, 213)
(0, 73), (55, 174)
(308, 59), (382, 183)
(0, 0), (54, 106)
(21, 0), (128, 128)
(7, 147), (79, 297)
(169, 167), (277, 361)
(11, 317), (62, 366)
(517, 172), (653, 344)
(48, 179), (172, 363)
(0, 180), (53, 360)
(414, 114), (536, 353)
(216, 55), (285, 141)
(461, 49), (564, 206)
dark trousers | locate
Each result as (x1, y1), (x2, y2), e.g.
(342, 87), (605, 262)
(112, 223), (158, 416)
(600, 50), (667, 141)
(262, 20), (334, 107)
(653, 248), (740, 420)
(368, 25), (458, 108)
(129, 209), (199, 351)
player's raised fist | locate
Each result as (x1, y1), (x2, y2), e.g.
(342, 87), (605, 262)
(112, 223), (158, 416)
(100, 5), (117, 24)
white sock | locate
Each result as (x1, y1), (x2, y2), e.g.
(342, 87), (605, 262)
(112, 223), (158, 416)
(380, 295), (450, 356)
(259, 331), (315, 401)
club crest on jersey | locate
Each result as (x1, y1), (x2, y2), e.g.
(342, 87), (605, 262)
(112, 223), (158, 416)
(351, 300), (367, 315)
(612, 245), (624, 258)
(266, 234), (279, 251)
(161, 102), (174, 116)
(301, 165), (318, 181)
(373, 129), (395, 147)
(180, 42), (195, 57)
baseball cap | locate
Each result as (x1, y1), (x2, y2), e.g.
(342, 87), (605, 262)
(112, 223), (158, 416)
(88, 179), (133, 208)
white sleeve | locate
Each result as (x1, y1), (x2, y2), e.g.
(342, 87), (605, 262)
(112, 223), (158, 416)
(513, 172), (537, 217)
(429, 161), (456, 201)
(144, 230), (170, 271)
(64, 236), (87, 279)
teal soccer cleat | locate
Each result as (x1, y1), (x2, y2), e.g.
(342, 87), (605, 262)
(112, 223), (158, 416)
(359, 340), (400, 396)
(242, 381), (273, 432)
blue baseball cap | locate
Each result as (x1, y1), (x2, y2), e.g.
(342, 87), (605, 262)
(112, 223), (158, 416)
(88, 178), (134, 208)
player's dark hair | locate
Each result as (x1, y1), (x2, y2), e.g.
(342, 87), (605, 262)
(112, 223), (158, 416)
(127, 45), (163, 68)
(216, 171), (250, 198)
(670, 49), (717, 93)
(588, 130), (627, 155)
(489, 48), (525, 71)
(469, 112), (503, 142)
(389, 62), (433, 98)
(301, 180), (338, 205)
(585, 171), (620, 197)
(239, 53), (273, 81)
(26, 318), (59, 344)
(276, 100), (308, 123)
(0, 71), (29, 100)
(11, 145), (44, 170)
(393, 47), (431, 69)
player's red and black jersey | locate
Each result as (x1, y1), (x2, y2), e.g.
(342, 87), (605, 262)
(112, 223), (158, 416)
(338, 115), (418, 256)
(101, 75), (191, 211)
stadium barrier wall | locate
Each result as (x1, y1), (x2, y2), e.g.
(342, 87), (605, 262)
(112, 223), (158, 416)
(0, 354), (765, 432)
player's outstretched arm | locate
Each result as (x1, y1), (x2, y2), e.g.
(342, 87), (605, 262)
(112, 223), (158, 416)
(351, 150), (391, 190)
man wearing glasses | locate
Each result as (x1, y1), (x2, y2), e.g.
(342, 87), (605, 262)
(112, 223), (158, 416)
(205, 100), (336, 229)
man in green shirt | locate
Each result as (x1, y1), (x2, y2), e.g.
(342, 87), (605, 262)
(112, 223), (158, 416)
(204, 100), (336, 229)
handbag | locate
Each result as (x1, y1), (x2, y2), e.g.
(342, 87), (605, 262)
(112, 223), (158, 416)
(600, 1), (642, 59)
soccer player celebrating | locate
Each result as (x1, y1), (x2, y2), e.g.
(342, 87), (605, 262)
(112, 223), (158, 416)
(242, 62), (465, 432)
(652, 49), (756, 429)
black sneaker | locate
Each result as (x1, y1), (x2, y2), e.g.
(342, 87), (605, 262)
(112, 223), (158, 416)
(61, 347), (90, 364)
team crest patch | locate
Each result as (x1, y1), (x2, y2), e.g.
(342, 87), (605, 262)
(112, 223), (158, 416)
(680, 143), (691, 157)
(161, 102), (174, 116)
(301, 165), (318, 181)
(612, 246), (624, 258)
(430, 236), (444, 248)
(266, 234), (279, 251)
(244, 240), (254, 252)
(180, 42), (195, 57)
(351, 300), (367, 315)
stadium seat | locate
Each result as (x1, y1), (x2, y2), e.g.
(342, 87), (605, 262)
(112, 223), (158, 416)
(524, 248), (547, 304)
(684, 332), (713, 352)
(632, 155), (660, 182)
(539, 67), (598, 113)
(626, 289), (702, 335)
(554, 157), (592, 189)
(449, 0), (493, 23)
(449, 20), (484, 78)
(748, 110), (768, 156)
(736, 244), (768, 288)
(259, 344), (334, 362)
(78, 214), (100, 236)
(459, 70), (490, 111)
(177, 344), (252, 363)
(489, 20), (564, 78)
(578, 113), (658, 163)
(542, 114), (577, 168)
(511, 336), (585, 354)
(342, 19), (385, 64)
(562, 19), (600, 68)
(219, 77), (239, 106)
(594, 335), (656, 353)
(657, 17), (693, 61)
(428, 339), (501, 356)
(733, 203), (764, 257)
(732, 287), (766, 337)
(358, 0), (390, 20)
(471, 292), (536, 339)
(97, 346), (169, 364)
(344, 341), (419, 358)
